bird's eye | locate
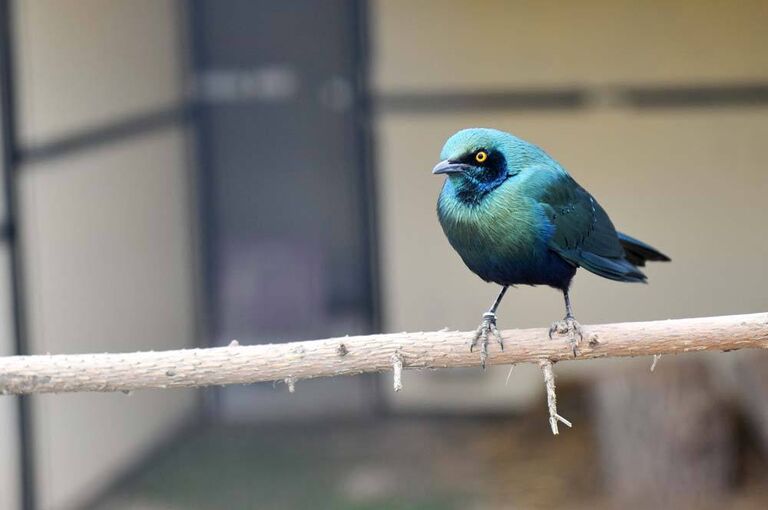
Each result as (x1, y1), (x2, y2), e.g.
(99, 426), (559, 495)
(475, 151), (488, 163)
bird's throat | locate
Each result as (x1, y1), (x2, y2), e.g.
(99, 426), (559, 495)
(448, 173), (507, 206)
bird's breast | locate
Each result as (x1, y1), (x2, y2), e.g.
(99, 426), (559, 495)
(437, 181), (553, 284)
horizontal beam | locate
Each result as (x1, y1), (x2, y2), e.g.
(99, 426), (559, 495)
(17, 107), (190, 164)
(376, 83), (768, 113)
(0, 313), (766, 396)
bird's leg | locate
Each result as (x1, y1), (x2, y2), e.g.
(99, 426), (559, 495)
(548, 289), (584, 356)
(470, 286), (508, 368)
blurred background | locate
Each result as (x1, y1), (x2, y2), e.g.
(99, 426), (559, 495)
(0, 0), (767, 509)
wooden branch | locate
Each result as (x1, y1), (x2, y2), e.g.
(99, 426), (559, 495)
(0, 313), (766, 396)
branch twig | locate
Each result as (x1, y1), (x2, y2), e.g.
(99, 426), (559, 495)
(391, 352), (404, 392)
(0, 313), (765, 396)
(539, 360), (572, 435)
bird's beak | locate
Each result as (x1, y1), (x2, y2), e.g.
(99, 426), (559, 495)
(432, 160), (470, 175)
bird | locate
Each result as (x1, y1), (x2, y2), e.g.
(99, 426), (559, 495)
(433, 128), (670, 367)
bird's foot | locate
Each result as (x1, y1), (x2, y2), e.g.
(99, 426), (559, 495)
(548, 316), (584, 356)
(470, 312), (504, 369)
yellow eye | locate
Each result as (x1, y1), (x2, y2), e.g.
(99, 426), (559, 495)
(475, 151), (488, 163)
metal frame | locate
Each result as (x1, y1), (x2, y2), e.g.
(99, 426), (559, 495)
(351, 0), (381, 336)
(379, 89), (588, 113)
(185, 0), (219, 417)
(19, 108), (190, 164)
(350, 0), (386, 413)
(0, 2), (35, 509)
(185, 0), (384, 416)
(378, 84), (768, 113)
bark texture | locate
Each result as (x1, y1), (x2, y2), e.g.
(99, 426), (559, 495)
(0, 313), (765, 395)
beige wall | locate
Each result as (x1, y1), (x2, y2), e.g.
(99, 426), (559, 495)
(12, 1), (198, 508)
(14, 0), (184, 147)
(20, 128), (199, 510)
(373, 0), (768, 410)
(373, 0), (768, 92)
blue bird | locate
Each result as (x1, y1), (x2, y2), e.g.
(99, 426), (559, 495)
(434, 128), (670, 366)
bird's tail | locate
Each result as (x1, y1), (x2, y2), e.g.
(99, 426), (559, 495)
(618, 232), (671, 267)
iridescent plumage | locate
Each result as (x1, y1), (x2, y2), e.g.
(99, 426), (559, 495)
(434, 128), (669, 364)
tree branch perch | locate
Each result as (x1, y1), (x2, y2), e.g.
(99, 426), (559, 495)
(0, 313), (766, 396)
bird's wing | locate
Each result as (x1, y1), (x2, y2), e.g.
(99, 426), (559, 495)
(538, 173), (646, 282)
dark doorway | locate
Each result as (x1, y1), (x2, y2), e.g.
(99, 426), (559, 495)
(189, 0), (378, 419)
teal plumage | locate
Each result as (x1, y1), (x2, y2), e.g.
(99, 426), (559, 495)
(433, 128), (669, 362)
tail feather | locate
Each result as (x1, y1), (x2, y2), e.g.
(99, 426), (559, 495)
(618, 232), (671, 267)
(580, 251), (648, 283)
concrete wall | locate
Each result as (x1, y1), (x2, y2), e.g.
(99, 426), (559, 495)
(372, 0), (768, 410)
(11, 1), (198, 508)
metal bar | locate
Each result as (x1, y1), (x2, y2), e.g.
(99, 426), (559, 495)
(186, 0), (220, 419)
(18, 107), (190, 165)
(351, 0), (385, 414)
(623, 83), (768, 108)
(352, 0), (381, 335)
(377, 84), (768, 113)
(377, 89), (588, 113)
(0, 1), (36, 507)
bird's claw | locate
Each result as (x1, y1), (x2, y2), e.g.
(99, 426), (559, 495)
(548, 316), (584, 356)
(470, 312), (504, 369)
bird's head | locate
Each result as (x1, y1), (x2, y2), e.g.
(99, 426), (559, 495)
(433, 128), (536, 204)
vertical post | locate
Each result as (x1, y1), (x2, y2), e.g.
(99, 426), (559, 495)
(0, 2), (36, 508)
(351, 0), (385, 416)
(351, 0), (381, 336)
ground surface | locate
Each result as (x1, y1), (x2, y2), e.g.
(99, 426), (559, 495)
(94, 391), (768, 510)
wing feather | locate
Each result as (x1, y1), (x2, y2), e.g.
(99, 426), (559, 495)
(539, 174), (647, 282)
